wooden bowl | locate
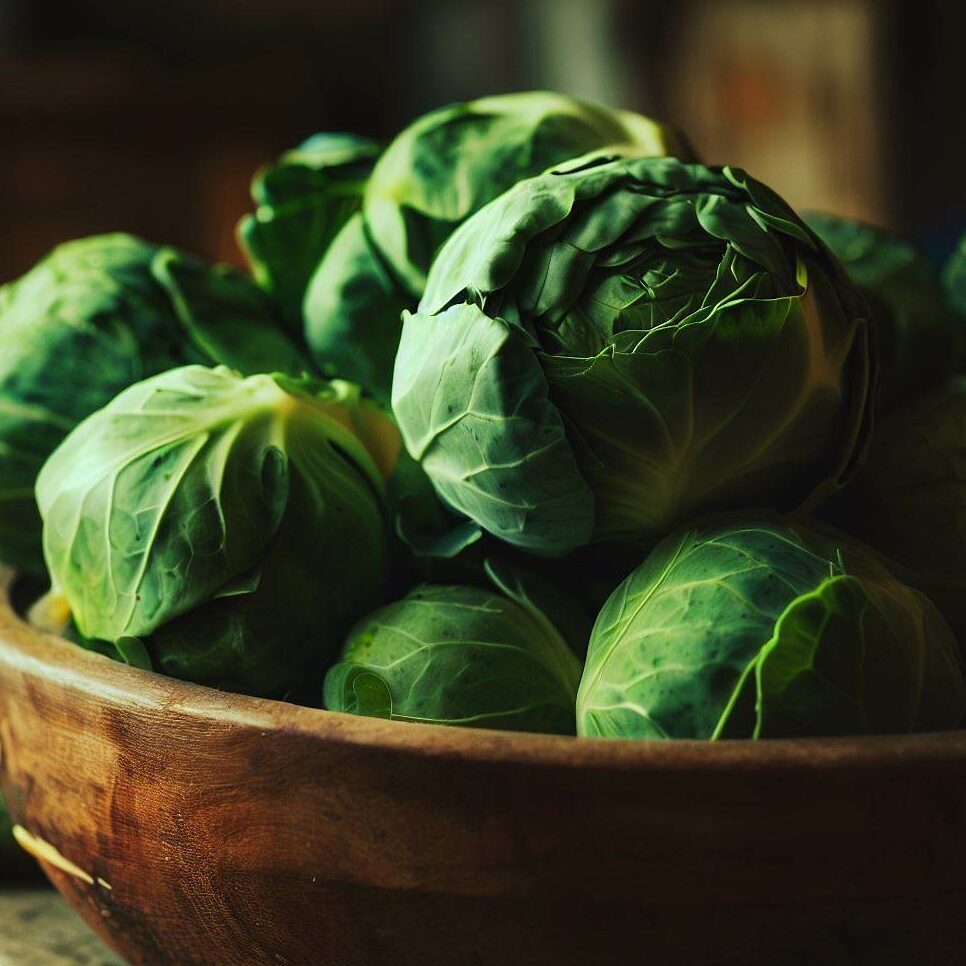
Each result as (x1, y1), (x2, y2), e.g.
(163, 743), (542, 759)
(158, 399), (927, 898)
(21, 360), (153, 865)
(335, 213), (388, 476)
(2, 567), (966, 966)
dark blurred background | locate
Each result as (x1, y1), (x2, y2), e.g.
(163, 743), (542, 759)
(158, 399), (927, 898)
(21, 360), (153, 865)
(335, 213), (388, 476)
(2, 0), (965, 281)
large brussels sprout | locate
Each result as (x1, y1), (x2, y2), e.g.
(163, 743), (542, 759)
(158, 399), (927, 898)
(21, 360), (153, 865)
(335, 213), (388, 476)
(826, 377), (966, 641)
(324, 560), (585, 734)
(305, 91), (695, 400)
(394, 156), (873, 557)
(577, 519), (966, 740)
(0, 234), (309, 576)
(37, 366), (390, 700)
(238, 133), (382, 333)
(804, 211), (961, 409)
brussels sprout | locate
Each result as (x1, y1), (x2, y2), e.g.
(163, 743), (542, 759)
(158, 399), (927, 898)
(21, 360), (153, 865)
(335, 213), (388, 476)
(37, 366), (390, 700)
(0, 234), (309, 576)
(945, 231), (966, 317)
(324, 560), (585, 734)
(804, 211), (961, 409)
(305, 91), (696, 400)
(826, 377), (966, 641)
(238, 133), (382, 332)
(577, 520), (966, 740)
(394, 157), (873, 557)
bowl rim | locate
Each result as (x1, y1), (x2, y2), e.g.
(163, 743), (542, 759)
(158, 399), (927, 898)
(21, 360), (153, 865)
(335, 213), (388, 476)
(4, 566), (966, 774)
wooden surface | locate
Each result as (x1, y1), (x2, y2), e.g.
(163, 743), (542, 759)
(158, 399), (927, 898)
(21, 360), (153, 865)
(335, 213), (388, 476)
(2, 567), (966, 965)
(0, 889), (124, 966)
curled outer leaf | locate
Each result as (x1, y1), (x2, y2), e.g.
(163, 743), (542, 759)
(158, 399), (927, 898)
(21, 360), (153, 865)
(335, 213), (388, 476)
(324, 560), (584, 734)
(306, 91), (695, 401)
(151, 248), (311, 378)
(37, 366), (390, 699)
(750, 572), (963, 736)
(238, 132), (381, 333)
(576, 519), (965, 740)
(398, 157), (873, 555)
(393, 303), (594, 556)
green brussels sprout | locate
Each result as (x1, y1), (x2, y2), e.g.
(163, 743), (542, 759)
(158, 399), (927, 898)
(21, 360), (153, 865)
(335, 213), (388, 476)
(37, 365), (390, 700)
(238, 133), (382, 332)
(945, 231), (966, 317)
(577, 519), (966, 740)
(0, 234), (309, 577)
(324, 560), (586, 734)
(305, 90), (696, 400)
(825, 377), (966, 641)
(394, 156), (873, 557)
(804, 211), (962, 409)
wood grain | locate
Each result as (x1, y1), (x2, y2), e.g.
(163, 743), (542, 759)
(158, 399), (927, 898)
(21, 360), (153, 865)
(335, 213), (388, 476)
(2, 566), (966, 965)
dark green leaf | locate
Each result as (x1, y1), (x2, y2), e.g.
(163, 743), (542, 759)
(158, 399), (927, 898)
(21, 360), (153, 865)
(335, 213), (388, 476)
(238, 132), (381, 333)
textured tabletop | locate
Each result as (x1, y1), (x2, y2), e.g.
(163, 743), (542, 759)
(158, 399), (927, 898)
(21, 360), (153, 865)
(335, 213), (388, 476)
(0, 889), (125, 966)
